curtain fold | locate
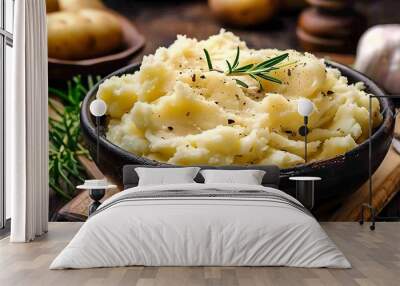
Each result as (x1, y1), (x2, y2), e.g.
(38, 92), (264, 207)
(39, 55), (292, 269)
(8, 0), (48, 242)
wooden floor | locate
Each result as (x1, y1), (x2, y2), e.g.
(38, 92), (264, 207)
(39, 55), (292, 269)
(0, 223), (399, 286)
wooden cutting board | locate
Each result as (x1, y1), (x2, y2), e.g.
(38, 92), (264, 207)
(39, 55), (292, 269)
(56, 53), (400, 222)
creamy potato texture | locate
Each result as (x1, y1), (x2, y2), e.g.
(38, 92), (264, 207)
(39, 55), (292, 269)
(97, 31), (382, 168)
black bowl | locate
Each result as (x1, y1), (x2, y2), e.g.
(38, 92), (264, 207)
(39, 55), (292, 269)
(81, 62), (395, 203)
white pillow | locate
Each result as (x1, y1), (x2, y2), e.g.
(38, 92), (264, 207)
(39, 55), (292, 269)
(200, 169), (266, 185)
(135, 167), (200, 186)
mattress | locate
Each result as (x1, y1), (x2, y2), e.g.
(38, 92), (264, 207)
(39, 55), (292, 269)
(50, 183), (350, 269)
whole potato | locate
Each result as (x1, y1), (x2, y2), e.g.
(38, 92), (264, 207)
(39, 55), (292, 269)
(46, 0), (59, 13)
(58, 0), (105, 12)
(208, 0), (279, 27)
(47, 9), (123, 60)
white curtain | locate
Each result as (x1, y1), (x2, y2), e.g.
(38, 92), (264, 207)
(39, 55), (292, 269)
(7, 0), (48, 242)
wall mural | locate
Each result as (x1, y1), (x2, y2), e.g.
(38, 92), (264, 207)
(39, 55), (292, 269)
(47, 0), (400, 222)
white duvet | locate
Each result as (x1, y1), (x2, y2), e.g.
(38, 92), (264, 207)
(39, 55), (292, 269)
(50, 183), (350, 269)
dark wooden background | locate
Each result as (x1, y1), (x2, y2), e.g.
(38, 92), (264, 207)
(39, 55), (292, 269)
(104, 0), (400, 59)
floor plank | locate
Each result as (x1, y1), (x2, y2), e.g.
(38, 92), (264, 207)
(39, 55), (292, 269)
(0, 222), (399, 286)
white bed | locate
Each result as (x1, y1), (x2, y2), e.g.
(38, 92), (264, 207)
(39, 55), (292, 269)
(50, 181), (350, 269)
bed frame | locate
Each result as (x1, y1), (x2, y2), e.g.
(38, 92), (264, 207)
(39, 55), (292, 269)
(122, 165), (280, 190)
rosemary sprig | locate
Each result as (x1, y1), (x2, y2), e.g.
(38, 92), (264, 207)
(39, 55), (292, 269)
(203, 47), (290, 90)
(49, 75), (101, 200)
(203, 49), (213, 71)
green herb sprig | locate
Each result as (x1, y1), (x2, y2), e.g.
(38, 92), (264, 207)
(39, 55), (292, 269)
(203, 47), (290, 90)
(49, 76), (100, 200)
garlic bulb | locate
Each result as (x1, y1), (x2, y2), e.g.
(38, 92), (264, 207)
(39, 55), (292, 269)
(355, 25), (400, 94)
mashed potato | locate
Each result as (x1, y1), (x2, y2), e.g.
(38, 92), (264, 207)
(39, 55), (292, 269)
(97, 30), (382, 168)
